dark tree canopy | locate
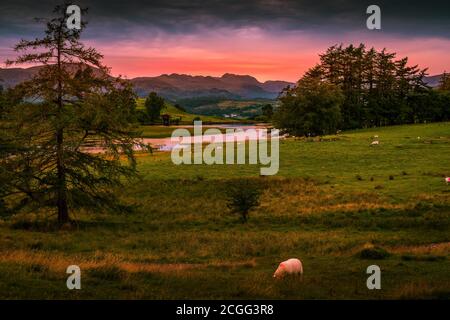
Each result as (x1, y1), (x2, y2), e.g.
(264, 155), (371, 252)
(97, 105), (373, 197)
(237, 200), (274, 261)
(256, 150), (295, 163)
(273, 69), (343, 136)
(145, 91), (165, 123)
(261, 104), (274, 119)
(0, 5), (144, 223)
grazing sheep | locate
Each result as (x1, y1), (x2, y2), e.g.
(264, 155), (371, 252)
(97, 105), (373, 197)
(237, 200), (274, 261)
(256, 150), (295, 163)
(374, 135), (379, 138)
(273, 258), (303, 278)
(371, 140), (379, 146)
(445, 177), (450, 184)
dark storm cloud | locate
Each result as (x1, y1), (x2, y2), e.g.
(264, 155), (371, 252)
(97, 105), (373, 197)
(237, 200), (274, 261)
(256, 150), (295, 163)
(1, 0), (449, 39)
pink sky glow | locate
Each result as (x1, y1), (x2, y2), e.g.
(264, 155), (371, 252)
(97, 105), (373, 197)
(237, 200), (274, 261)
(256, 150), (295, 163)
(3, 27), (450, 82)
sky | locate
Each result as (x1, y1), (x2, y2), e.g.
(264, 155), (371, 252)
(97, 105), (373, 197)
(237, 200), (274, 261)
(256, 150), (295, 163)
(1, 0), (449, 82)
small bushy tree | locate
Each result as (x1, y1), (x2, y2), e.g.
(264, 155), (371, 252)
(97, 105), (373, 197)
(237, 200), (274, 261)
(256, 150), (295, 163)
(261, 104), (274, 119)
(145, 92), (165, 123)
(192, 116), (201, 124)
(226, 180), (261, 223)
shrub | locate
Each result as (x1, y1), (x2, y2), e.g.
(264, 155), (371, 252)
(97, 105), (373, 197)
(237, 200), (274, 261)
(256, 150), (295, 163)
(135, 109), (150, 124)
(193, 116), (201, 123)
(226, 180), (262, 223)
(358, 245), (390, 260)
(145, 92), (165, 123)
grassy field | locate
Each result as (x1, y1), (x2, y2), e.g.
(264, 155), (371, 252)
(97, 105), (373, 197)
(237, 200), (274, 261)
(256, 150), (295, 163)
(0, 122), (449, 299)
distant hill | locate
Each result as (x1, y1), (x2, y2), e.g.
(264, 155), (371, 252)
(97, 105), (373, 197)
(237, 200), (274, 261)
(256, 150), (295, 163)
(0, 66), (293, 100)
(0, 64), (107, 88)
(0, 66), (41, 88)
(132, 73), (442, 98)
(130, 73), (293, 100)
(424, 74), (445, 88)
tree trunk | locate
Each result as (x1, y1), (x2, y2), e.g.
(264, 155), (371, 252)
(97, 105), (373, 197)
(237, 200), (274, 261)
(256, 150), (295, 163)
(56, 25), (69, 224)
(242, 211), (248, 223)
(56, 128), (69, 224)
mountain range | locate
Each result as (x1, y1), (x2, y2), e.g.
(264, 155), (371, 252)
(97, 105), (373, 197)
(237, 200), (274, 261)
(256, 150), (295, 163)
(0, 66), (293, 100)
(0, 66), (445, 101)
(132, 73), (293, 100)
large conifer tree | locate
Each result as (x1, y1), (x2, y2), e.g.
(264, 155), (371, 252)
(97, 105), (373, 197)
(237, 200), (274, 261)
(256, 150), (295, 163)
(1, 5), (144, 223)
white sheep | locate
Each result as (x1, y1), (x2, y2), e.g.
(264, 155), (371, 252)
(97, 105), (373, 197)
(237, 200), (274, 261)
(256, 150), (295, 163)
(371, 140), (379, 145)
(273, 258), (303, 278)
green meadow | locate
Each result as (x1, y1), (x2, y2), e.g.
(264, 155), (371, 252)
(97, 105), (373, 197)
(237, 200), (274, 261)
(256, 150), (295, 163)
(0, 122), (449, 299)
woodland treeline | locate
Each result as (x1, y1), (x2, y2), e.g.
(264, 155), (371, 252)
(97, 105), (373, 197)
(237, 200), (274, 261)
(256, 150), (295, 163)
(274, 44), (450, 136)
